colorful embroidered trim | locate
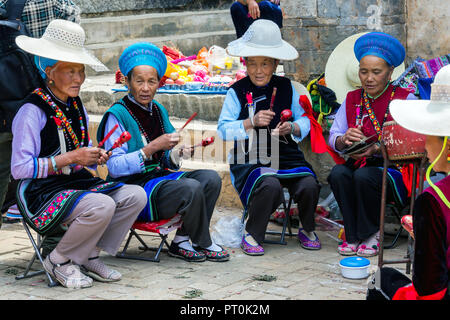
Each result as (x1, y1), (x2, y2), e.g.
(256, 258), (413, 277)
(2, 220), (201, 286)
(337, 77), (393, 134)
(376, 167), (408, 207)
(33, 88), (86, 149)
(139, 171), (188, 222)
(117, 98), (166, 163)
(239, 166), (315, 210)
(32, 189), (78, 230)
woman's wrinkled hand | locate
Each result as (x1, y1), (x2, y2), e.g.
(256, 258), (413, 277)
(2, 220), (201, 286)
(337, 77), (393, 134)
(253, 109), (275, 127)
(72, 147), (106, 166)
(153, 132), (180, 151)
(271, 121), (292, 136)
(341, 127), (365, 147)
(97, 149), (111, 165)
(350, 143), (380, 160)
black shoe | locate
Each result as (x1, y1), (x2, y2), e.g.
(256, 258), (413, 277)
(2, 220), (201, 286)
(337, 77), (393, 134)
(192, 245), (230, 262)
(168, 240), (206, 262)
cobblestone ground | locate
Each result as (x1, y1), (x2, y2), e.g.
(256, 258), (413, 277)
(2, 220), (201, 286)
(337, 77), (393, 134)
(0, 206), (410, 301)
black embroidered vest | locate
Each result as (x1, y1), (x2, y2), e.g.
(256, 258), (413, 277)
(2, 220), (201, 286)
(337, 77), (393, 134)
(121, 95), (165, 163)
(25, 89), (89, 158)
(230, 75), (310, 169)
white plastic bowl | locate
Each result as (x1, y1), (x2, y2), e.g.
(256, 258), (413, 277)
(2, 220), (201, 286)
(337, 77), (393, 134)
(339, 257), (370, 279)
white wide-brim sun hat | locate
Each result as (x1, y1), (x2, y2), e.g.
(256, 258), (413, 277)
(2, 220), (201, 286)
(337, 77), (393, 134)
(325, 32), (405, 104)
(226, 19), (298, 61)
(16, 19), (108, 72)
(292, 80), (312, 105)
(390, 64), (450, 137)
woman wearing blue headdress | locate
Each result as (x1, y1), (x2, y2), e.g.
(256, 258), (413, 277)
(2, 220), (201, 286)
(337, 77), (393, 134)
(97, 42), (230, 263)
(327, 32), (418, 257)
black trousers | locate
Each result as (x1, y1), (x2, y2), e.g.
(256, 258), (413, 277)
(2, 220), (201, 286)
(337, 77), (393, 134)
(245, 175), (320, 244)
(328, 164), (396, 243)
(154, 169), (222, 248)
(230, 1), (283, 38)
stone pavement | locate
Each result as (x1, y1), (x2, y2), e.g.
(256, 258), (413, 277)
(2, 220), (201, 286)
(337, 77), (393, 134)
(0, 206), (410, 301)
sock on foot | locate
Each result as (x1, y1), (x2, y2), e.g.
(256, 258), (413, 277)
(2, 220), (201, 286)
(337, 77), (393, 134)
(173, 235), (196, 251)
(83, 258), (121, 280)
(244, 233), (259, 246)
(192, 242), (222, 252)
(361, 232), (379, 248)
(49, 249), (69, 264)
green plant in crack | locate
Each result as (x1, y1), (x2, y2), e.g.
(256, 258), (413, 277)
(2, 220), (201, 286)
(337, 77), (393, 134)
(183, 288), (203, 299)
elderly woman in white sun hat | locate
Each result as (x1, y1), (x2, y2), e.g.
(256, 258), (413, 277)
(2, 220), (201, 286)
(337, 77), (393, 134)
(11, 19), (147, 289)
(217, 19), (321, 256)
(367, 64), (450, 300)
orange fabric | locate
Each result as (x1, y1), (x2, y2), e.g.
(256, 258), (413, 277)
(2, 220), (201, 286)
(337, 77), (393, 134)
(299, 95), (346, 165)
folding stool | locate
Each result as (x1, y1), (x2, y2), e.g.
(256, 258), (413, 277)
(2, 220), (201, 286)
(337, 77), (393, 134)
(15, 219), (58, 287)
(116, 214), (182, 262)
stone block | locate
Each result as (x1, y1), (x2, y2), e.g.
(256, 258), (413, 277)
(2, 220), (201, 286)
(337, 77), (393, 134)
(282, 26), (320, 51)
(284, 51), (330, 83)
(317, 0), (379, 19)
(281, 0), (317, 19)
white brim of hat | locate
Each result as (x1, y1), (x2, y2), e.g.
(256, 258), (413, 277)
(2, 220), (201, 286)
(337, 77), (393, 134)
(325, 32), (404, 104)
(390, 99), (450, 136)
(226, 38), (299, 61)
(16, 35), (108, 71)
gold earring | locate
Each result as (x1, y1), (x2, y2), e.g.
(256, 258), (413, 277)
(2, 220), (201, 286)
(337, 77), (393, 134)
(48, 79), (54, 85)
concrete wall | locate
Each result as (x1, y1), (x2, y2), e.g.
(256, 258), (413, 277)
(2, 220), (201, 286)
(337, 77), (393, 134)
(280, 0), (407, 84)
(406, 0), (450, 61)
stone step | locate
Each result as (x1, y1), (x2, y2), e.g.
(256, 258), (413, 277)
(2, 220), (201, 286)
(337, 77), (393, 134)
(81, 10), (235, 45)
(80, 74), (227, 121)
(86, 30), (236, 75)
(180, 160), (242, 209)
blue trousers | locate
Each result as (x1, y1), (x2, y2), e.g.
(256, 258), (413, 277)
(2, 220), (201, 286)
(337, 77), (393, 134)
(230, 1), (283, 38)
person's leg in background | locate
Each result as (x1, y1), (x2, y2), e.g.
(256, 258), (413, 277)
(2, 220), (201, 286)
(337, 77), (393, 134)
(0, 132), (13, 228)
(230, 1), (283, 38)
(328, 164), (360, 255)
(243, 176), (284, 255)
(155, 174), (229, 262)
(284, 175), (321, 249)
(258, 1), (283, 29)
(230, 1), (253, 38)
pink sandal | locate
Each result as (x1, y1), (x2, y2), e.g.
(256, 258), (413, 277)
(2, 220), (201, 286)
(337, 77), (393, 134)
(357, 243), (380, 257)
(337, 241), (358, 256)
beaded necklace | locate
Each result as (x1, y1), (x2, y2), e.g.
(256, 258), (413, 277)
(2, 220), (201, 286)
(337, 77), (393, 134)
(118, 98), (166, 161)
(357, 84), (397, 140)
(33, 88), (86, 149)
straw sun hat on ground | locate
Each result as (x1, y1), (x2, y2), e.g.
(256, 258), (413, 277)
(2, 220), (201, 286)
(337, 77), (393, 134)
(226, 19), (298, 61)
(15, 19), (108, 72)
(390, 64), (450, 137)
(325, 32), (405, 104)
